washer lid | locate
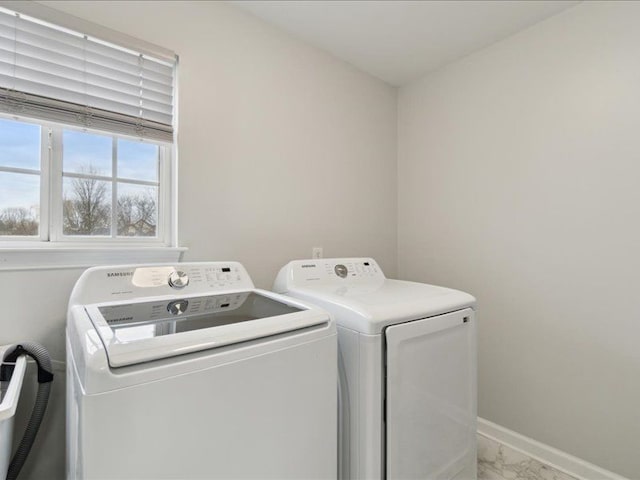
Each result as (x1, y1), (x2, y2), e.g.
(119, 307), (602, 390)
(286, 279), (475, 334)
(86, 289), (330, 367)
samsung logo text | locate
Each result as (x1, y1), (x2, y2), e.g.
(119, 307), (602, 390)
(107, 272), (133, 278)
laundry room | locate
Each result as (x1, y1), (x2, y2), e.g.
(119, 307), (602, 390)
(0, 1), (636, 480)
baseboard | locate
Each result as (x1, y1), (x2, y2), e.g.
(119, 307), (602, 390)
(477, 418), (628, 480)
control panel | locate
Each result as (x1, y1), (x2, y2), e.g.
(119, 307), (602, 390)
(96, 292), (251, 326)
(69, 262), (255, 306)
(273, 258), (386, 290)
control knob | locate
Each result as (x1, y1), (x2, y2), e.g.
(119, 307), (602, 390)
(167, 299), (189, 315)
(168, 271), (189, 289)
(334, 264), (348, 278)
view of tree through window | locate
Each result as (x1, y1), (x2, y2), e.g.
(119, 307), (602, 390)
(61, 173), (158, 237)
(0, 204), (39, 235)
(0, 117), (163, 240)
(62, 130), (160, 237)
(62, 171), (112, 236)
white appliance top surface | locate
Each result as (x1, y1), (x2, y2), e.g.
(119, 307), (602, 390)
(273, 258), (475, 334)
(69, 262), (331, 367)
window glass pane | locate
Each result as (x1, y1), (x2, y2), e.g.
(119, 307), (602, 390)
(63, 176), (112, 236)
(63, 130), (112, 176)
(0, 172), (39, 236)
(0, 118), (41, 170)
(117, 183), (158, 237)
(117, 139), (159, 182)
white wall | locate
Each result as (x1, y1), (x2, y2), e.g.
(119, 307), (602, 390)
(42, 0), (398, 288)
(2, 1), (397, 478)
(398, 2), (640, 477)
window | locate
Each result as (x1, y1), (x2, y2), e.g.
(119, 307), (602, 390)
(0, 117), (173, 245)
(0, 6), (176, 247)
(0, 116), (171, 243)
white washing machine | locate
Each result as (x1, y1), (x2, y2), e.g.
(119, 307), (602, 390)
(67, 261), (337, 479)
(273, 258), (477, 480)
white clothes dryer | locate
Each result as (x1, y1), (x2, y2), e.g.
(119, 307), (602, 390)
(67, 261), (336, 480)
(273, 258), (477, 480)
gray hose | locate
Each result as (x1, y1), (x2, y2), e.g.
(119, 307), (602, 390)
(0, 342), (53, 480)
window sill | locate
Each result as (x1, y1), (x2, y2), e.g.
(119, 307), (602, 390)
(0, 245), (187, 271)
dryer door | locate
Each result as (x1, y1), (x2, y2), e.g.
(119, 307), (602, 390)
(385, 308), (476, 480)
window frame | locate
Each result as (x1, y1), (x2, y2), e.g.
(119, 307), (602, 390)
(0, 112), (174, 247)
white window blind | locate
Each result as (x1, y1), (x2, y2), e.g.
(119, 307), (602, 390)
(0, 7), (175, 142)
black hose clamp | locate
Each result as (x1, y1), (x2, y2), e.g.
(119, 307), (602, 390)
(0, 344), (54, 383)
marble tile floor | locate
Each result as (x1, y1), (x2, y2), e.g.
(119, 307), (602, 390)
(477, 434), (578, 480)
